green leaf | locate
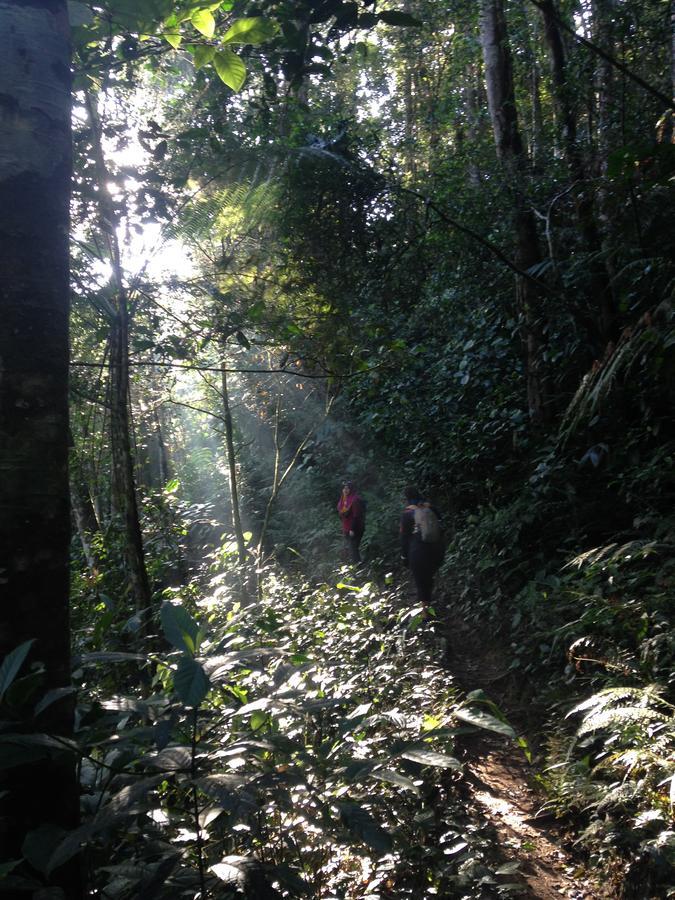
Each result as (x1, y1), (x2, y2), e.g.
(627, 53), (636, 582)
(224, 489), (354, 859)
(370, 768), (420, 795)
(141, 746), (192, 770)
(160, 601), (201, 655)
(453, 707), (517, 739)
(34, 687), (76, 718)
(399, 748), (462, 769)
(191, 8), (216, 38)
(174, 656), (210, 707)
(189, 44), (216, 69)
(164, 29), (182, 48)
(221, 17), (279, 45)
(213, 49), (247, 91)
(0, 640), (34, 699)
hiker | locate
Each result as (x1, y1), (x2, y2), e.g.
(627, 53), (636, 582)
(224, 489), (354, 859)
(400, 485), (444, 609)
(337, 480), (366, 564)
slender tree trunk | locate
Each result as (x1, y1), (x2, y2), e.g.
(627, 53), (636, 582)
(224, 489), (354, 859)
(85, 90), (152, 622)
(591, 0), (619, 341)
(70, 444), (101, 577)
(480, 0), (550, 423)
(255, 392), (334, 573)
(0, 2), (82, 895)
(154, 407), (171, 487)
(220, 359), (247, 566)
(518, 0), (545, 168)
(403, 67), (418, 180)
(539, 0), (615, 346)
(464, 67), (483, 187)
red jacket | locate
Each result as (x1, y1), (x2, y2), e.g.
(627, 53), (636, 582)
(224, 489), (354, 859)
(337, 490), (365, 536)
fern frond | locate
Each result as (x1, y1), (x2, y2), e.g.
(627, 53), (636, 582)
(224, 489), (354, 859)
(566, 539), (666, 570)
(558, 299), (674, 445)
(568, 685), (664, 718)
(576, 705), (663, 737)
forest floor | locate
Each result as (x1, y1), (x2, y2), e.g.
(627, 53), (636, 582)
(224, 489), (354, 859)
(430, 599), (614, 900)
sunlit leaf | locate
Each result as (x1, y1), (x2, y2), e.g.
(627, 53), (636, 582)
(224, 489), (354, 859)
(221, 16), (279, 45)
(213, 48), (247, 91)
(163, 29), (182, 48)
(370, 768), (420, 795)
(400, 748), (461, 769)
(141, 746), (192, 770)
(191, 8), (216, 38)
(453, 707), (517, 739)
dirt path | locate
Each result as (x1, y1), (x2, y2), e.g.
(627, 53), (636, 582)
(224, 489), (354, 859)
(433, 612), (613, 900)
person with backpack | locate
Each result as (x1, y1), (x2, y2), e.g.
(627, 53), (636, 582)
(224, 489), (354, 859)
(400, 485), (444, 609)
(337, 480), (366, 564)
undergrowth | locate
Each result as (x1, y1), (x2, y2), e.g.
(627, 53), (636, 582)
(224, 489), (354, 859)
(2, 551), (527, 899)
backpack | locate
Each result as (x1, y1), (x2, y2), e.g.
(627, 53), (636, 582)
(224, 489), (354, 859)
(413, 505), (441, 543)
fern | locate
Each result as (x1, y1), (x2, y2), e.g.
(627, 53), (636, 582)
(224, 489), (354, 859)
(576, 705), (663, 737)
(558, 299), (674, 444)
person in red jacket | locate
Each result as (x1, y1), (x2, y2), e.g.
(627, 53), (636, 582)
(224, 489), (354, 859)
(337, 480), (366, 563)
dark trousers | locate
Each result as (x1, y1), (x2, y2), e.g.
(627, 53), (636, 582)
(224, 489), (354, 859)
(410, 563), (435, 605)
(343, 532), (362, 563)
(408, 542), (443, 605)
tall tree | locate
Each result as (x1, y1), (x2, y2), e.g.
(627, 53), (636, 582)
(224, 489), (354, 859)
(479, 0), (550, 423)
(84, 89), (152, 625)
(538, 0), (615, 346)
(0, 0), (81, 894)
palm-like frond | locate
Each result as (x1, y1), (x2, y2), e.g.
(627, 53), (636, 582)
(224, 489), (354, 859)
(558, 299), (674, 445)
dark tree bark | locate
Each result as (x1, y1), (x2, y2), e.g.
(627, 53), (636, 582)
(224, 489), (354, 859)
(480, 0), (550, 423)
(0, 1), (81, 894)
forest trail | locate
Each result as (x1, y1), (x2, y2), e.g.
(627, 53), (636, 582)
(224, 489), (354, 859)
(430, 602), (612, 900)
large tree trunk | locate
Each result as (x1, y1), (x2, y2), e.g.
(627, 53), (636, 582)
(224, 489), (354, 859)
(85, 90), (152, 625)
(480, 0), (550, 424)
(0, 1), (81, 894)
